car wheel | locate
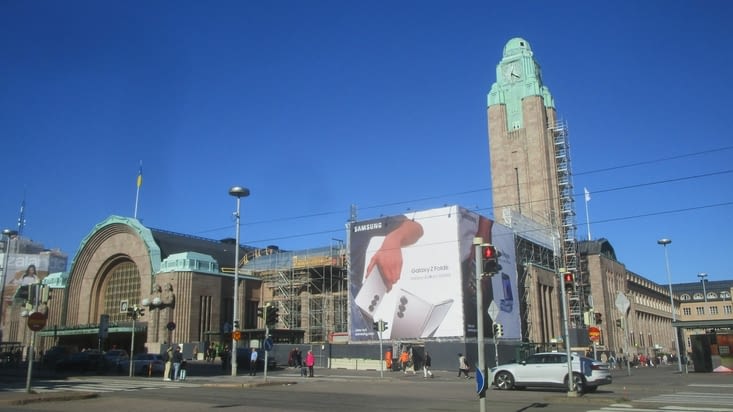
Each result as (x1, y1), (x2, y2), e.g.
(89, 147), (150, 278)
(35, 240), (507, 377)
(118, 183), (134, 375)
(494, 371), (515, 390)
(564, 373), (585, 393)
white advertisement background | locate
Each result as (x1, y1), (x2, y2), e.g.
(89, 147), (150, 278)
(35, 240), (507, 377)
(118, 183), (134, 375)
(489, 223), (521, 339)
(364, 206), (464, 339)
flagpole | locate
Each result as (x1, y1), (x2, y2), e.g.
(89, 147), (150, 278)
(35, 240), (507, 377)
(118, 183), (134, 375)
(584, 188), (591, 241)
(134, 161), (142, 219)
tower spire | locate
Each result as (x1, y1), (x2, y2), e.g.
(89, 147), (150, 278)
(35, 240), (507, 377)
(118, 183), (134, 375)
(17, 193), (26, 236)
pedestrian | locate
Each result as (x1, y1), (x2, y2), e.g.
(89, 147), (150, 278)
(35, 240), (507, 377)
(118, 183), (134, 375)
(423, 352), (433, 379)
(173, 346), (183, 380)
(294, 347), (302, 369)
(457, 353), (470, 378)
(249, 348), (258, 376)
(179, 360), (187, 381)
(400, 349), (410, 373)
(163, 346), (173, 381)
(305, 349), (315, 377)
(221, 345), (230, 371)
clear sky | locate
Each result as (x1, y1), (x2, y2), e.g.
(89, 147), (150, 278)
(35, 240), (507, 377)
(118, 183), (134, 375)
(1, 1), (731, 286)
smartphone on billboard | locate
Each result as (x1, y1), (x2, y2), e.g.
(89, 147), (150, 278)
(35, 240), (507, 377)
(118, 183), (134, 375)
(500, 273), (513, 313)
(391, 288), (453, 339)
(355, 266), (388, 322)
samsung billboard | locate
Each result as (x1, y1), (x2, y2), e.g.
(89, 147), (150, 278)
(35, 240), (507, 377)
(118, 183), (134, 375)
(349, 205), (520, 342)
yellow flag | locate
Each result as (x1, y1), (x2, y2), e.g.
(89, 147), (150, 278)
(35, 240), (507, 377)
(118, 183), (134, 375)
(137, 165), (143, 188)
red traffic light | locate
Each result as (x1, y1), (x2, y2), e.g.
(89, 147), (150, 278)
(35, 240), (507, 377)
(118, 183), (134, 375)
(563, 272), (573, 283)
(483, 245), (497, 259)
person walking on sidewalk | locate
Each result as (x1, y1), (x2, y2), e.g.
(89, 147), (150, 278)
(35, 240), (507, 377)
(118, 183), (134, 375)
(249, 348), (258, 376)
(305, 350), (315, 377)
(163, 346), (174, 381)
(423, 352), (434, 378)
(457, 353), (471, 378)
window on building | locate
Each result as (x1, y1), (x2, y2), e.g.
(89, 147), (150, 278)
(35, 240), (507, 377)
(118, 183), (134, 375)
(721, 291), (731, 299)
(724, 305), (732, 314)
(693, 293), (704, 300)
(696, 307), (705, 315)
(707, 292), (718, 300)
(683, 307), (691, 316)
(680, 294), (691, 301)
(710, 306), (719, 315)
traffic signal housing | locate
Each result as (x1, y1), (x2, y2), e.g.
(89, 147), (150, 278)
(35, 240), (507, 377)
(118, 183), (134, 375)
(373, 320), (389, 332)
(482, 244), (500, 275)
(493, 322), (504, 338)
(257, 307), (264, 319)
(615, 319), (623, 328)
(266, 305), (279, 326)
(563, 272), (575, 291)
(594, 312), (602, 324)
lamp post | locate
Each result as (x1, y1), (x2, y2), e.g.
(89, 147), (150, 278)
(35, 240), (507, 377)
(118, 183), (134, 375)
(697, 272), (708, 303)
(1, 229), (19, 343)
(229, 186), (249, 376)
(657, 238), (682, 373)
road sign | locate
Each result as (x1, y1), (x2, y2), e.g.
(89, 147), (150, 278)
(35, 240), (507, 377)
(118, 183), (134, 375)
(476, 367), (488, 396)
(232, 330), (241, 341)
(588, 326), (601, 342)
(27, 311), (47, 332)
(166, 321), (176, 331)
(487, 300), (499, 321)
(264, 337), (273, 351)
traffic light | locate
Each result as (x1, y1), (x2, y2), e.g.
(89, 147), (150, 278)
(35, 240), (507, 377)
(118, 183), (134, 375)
(266, 305), (279, 326)
(257, 307), (264, 319)
(615, 319), (623, 328)
(563, 272), (575, 290)
(373, 320), (389, 332)
(233, 320), (240, 330)
(594, 313), (602, 324)
(482, 244), (501, 275)
(493, 322), (504, 338)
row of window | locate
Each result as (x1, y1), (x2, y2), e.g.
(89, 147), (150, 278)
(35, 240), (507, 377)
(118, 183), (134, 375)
(679, 291), (731, 301)
(682, 305), (733, 316)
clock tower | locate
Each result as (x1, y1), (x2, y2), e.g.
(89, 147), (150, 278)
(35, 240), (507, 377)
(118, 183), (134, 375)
(487, 37), (561, 231)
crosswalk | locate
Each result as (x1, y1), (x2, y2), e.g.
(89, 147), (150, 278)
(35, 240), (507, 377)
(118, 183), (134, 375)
(587, 390), (733, 412)
(4, 378), (200, 394)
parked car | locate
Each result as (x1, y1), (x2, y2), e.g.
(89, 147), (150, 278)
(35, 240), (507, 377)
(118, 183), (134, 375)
(55, 350), (106, 373)
(118, 353), (166, 376)
(236, 348), (277, 371)
(490, 352), (612, 393)
(43, 346), (72, 366)
(103, 349), (129, 367)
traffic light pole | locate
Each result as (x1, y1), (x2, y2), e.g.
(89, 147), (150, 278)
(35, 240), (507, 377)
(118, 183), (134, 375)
(474, 238), (487, 412)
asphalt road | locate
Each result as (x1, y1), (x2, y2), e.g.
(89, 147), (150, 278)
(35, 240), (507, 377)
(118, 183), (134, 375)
(1, 361), (731, 412)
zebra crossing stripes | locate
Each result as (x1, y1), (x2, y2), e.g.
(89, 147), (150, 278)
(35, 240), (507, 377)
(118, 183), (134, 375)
(9, 379), (198, 394)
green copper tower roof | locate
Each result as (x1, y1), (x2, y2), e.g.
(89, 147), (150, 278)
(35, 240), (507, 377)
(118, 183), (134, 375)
(487, 37), (555, 130)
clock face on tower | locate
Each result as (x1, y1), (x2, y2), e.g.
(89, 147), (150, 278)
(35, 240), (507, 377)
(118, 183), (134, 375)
(503, 61), (522, 83)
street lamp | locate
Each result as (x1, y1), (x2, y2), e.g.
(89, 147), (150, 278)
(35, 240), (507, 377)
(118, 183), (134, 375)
(697, 272), (708, 303)
(657, 238), (683, 373)
(1, 229), (19, 343)
(229, 186), (250, 376)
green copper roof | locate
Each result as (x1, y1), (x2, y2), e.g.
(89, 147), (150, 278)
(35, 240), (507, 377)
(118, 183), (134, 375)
(69, 215), (162, 276)
(160, 251), (220, 274)
(487, 37), (555, 130)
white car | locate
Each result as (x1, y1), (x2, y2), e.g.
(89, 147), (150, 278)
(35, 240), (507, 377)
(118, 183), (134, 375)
(490, 352), (612, 393)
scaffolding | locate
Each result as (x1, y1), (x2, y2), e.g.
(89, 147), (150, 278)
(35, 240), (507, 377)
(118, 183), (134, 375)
(242, 240), (348, 343)
(550, 120), (583, 328)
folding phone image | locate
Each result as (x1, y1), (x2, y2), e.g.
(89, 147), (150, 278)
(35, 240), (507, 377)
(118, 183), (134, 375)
(391, 288), (453, 339)
(355, 266), (388, 323)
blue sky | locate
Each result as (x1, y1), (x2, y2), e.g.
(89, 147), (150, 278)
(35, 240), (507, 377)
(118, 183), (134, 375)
(1, 1), (731, 286)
